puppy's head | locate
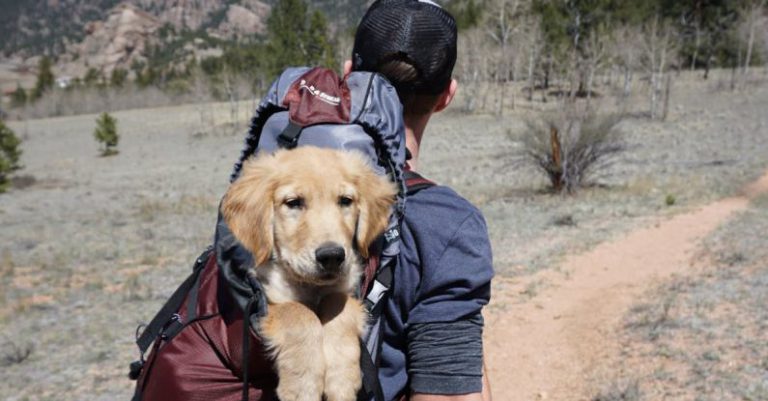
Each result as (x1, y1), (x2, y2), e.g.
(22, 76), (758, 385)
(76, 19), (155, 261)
(221, 147), (396, 285)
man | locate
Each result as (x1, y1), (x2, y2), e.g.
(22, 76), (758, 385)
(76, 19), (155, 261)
(347, 1), (494, 400)
(131, 2), (492, 400)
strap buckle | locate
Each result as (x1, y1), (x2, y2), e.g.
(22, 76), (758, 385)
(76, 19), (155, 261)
(277, 122), (303, 149)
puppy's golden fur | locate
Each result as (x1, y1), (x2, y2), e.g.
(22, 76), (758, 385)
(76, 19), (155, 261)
(221, 147), (396, 401)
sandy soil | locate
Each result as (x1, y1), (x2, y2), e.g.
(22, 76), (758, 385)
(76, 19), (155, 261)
(484, 171), (768, 401)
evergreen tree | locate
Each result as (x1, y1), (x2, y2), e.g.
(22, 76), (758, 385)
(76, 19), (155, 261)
(10, 84), (27, 108)
(445, 0), (484, 31)
(110, 68), (128, 88)
(84, 67), (103, 87)
(32, 56), (55, 99)
(93, 112), (119, 156)
(266, 0), (337, 75)
(0, 119), (22, 193)
(305, 10), (336, 69)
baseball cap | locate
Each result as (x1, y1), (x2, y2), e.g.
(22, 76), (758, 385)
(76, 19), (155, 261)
(352, 0), (457, 95)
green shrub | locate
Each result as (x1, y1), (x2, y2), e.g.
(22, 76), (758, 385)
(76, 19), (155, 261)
(665, 194), (676, 206)
(0, 120), (22, 193)
(93, 112), (119, 156)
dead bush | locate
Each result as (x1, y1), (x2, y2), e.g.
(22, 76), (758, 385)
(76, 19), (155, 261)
(522, 112), (625, 193)
(1, 338), (33, 366)
(592, 378), (642, 401)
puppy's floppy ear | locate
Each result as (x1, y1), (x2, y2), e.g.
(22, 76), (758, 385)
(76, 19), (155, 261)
(221, 153), (277, 266)
(350, 155), (397, 258)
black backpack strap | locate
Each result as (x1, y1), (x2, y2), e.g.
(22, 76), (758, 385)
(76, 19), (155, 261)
(358, 338), (385, 401)
(357, 171), (435, 401)
(404, 170), (436, 196)
(362, 171), (434, 311)
(129, 246), (213, 380)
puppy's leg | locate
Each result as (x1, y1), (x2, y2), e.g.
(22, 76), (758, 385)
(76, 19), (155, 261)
(260, 302), (325, 401)
(318, 294), (366, 401)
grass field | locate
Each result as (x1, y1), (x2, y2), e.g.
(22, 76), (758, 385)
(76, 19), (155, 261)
(1, 70), (768, 400)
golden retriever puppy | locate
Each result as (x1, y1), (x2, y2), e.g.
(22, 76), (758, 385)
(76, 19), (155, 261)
(221, 146), (396, 401)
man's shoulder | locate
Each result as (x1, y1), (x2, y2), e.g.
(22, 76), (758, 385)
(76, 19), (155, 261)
(405, 182), (483, 225)
(402, 181), (489, 258)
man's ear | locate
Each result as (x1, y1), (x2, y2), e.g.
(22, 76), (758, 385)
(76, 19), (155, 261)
(343, 60), (353, 76)
(433, 78), (458, 113)
(221, 155), (277, 266)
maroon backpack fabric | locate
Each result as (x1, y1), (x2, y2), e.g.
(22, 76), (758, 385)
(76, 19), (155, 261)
(132, 251), (278, 401)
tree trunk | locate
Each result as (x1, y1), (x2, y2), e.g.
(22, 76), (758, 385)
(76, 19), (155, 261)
(662, 73), (672, 121)
(527, 49), (535, 102)
(650, 72), (658, 119)
(691, 24), (701, 72)
(743, 1), (763, 78)
(586, 65), (595, 110)
(704, 50), (712, 79)
(623, 66), (632, 98)
(550, 125), (563, 192)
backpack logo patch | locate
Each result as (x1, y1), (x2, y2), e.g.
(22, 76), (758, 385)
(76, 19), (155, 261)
(299, 79), (341, 106)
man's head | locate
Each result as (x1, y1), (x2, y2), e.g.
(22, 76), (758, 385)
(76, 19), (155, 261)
(349, 0), (458, 117)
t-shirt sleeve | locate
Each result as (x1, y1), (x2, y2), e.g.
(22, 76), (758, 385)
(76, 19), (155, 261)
(404, 207), (493, 395)
(407, 210), (493, 324)
(407, 314), (485, 394)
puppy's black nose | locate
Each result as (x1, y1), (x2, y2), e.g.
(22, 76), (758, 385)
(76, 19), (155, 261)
(315, 243), (346, 272)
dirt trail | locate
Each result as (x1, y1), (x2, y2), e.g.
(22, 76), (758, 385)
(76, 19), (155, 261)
(484, 171), (768, 401)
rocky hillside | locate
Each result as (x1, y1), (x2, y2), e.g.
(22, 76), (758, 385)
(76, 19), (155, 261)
(0, 0), (270, 59)
(0, 0), (371, 85)
(0, 0), (369, 59)
(57, 4), (161, 78)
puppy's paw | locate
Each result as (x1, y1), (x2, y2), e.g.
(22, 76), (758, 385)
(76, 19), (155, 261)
(261, 302), (325, 401)
(323, 363), (362, 401)
(319, 294), (365, 401)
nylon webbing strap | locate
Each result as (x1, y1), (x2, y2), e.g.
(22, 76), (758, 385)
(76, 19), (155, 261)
(358, 338), (385, 401)
(364, 171), (434, 313)
(135, 248), (212, 354)
(403, 170), (435, 195)
(358, 171), (435, 401)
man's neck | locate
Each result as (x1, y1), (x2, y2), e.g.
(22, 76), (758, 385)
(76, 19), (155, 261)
(404, 114), (431, 171)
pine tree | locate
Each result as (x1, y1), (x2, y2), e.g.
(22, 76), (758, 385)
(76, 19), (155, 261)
(93, 112), (119, 156)
(110, 68), (128, 88)
(32, 56), (55, 99)
(10, 84), (27, 108)
(266, 0), (337, 75)
(0, 119), (22, 193)
(305, 10), (336, 69)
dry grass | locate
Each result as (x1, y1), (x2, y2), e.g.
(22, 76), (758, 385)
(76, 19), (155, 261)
(0, 70), (767, 400)
(607, 197), (768, 401)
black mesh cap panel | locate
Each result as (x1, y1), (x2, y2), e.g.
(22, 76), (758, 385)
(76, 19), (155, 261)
(353, 0), (457, 95)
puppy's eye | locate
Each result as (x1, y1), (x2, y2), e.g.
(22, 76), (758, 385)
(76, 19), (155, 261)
(338, 196), (354, 207)
(284, 198), (305, 209)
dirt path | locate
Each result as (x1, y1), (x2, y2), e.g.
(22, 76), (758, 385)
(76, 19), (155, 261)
(484, 171), (768, 401)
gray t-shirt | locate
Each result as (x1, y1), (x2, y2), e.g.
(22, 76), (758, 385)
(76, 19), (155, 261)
(379, 182), (494, 399)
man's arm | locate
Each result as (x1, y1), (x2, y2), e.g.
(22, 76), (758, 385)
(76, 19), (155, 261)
(412, 361), (492, 401)
(404, 198), (494, 399)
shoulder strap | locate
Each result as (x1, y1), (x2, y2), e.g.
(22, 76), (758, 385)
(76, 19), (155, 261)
(133, 246), (213, 364)
(361, 171), (434, 302)
(404, 170), (436, 196)
(357, 172), (435, 401)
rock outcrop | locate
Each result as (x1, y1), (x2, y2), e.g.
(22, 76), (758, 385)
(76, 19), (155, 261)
(62, 4), (160, 77)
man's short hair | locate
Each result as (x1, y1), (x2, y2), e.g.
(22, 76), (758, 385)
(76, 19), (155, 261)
(352, 0), (457, 115)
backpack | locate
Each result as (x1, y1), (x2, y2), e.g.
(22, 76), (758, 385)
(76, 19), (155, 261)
(129, 67), (435, 401)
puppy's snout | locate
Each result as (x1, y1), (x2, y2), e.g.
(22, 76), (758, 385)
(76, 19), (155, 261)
(315, 243), (346, 273)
